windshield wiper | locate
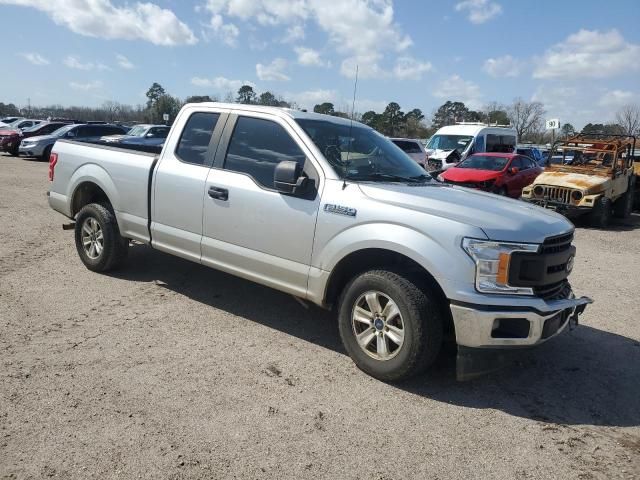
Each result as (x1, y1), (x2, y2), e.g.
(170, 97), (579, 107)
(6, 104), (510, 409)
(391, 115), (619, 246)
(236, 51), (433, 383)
(346, 172), (431, 184)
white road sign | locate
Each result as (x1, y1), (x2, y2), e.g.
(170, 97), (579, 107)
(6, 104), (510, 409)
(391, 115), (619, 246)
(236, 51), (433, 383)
(546, 119), (560, 130)
(162, 113), (169, 121)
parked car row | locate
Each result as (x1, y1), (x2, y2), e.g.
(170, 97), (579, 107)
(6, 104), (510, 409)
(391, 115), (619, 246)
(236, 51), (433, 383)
(0, 119), (169, 160)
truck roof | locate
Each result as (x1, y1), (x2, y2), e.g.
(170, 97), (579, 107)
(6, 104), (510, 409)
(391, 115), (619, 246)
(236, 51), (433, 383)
(435, 124), (517, 136)
(183, 102), (359, 127)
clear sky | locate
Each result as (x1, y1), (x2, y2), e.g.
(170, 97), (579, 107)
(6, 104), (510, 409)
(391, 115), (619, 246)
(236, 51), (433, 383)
(2, 0), (639, 129)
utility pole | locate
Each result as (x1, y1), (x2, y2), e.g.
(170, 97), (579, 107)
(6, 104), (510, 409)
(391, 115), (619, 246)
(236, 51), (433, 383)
(27, 97), (31, 116)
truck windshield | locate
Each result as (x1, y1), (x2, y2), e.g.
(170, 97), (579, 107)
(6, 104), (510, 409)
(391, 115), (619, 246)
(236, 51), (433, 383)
(50, 124), (76, 137)
(127, 126), (147, 136)
(426, 134), (473, 152)
(296, 119), (431, 183)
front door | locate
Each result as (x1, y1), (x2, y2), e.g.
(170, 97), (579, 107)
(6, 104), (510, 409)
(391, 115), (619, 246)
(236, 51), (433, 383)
(201, 114), (322, 297)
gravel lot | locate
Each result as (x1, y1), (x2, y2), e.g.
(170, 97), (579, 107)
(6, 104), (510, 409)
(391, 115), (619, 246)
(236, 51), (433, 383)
(1, 153), (639, 480)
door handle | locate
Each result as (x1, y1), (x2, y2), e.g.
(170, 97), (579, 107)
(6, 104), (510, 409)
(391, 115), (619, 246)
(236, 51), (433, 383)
(208, 186), (228, 201)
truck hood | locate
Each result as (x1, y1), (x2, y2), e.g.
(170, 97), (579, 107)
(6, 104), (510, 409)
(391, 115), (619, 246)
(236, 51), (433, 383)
(358, 183), (573, 243)
(442, 168), (501, 183)
(0, 128), (19, 136)
(425, 148), (456, 160)
(22, 134), (56, 143)
(534, 170), (609, 192)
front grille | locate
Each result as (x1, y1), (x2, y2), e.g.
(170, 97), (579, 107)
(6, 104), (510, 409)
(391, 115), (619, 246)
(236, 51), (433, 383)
(534, 279), (572, 300)
(541, 232), (574, 254)
(427, 159), (442, 171)
(539, 185), (575, 204)
(509, 232), (575, 298)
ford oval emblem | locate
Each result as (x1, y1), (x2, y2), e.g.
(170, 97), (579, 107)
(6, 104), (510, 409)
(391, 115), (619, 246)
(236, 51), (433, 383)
(566, 255), (575, 274)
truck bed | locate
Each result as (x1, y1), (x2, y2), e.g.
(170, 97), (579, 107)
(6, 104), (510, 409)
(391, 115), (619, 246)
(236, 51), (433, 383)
(49, 140), (158, 244)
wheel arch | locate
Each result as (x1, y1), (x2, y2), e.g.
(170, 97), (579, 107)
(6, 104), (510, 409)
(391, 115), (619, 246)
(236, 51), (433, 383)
(322, 248), (454, 338)
(67, 164), (119, 218)
(71, 181), (112, 217)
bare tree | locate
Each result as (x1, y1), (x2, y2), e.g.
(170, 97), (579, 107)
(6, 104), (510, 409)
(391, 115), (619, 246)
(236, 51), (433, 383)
(507, 98), (546, 140)
(615, 104), (640, 136)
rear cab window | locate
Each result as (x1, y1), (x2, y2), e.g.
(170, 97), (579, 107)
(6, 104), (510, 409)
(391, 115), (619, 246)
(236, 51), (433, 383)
(175, 112), (220, 166)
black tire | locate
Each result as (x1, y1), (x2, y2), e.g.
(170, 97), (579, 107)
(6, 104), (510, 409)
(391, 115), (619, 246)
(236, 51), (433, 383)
(495, 186), (508, 196)
(9, 144), (19, 156)
(613, 177), (635, 219)
(338, 270), (443, 382)
(589, 196), (612, 228)
(74, 203), (128, 272)
(41, 144), (52, 162)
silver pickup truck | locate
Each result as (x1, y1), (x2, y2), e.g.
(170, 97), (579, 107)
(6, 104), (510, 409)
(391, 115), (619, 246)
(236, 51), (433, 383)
(48, 103), (592, 381)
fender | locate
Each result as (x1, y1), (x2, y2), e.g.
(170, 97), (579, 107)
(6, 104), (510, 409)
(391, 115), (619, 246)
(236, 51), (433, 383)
(308, 222), (479, 303)
(67, 162), (120, 222)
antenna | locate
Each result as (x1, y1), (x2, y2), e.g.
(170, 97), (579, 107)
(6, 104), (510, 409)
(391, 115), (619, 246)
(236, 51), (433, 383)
(343, 64), (358, 190)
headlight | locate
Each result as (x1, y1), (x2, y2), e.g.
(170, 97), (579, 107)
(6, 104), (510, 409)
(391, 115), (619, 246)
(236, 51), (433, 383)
(462, 238), (539, 295)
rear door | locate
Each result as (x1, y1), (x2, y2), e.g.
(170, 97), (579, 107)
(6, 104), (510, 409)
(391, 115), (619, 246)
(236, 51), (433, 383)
(200, 113), (321, 297)
(151, 110), (228, 263)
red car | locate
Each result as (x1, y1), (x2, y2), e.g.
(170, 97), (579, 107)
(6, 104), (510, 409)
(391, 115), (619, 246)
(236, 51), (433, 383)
(438, 153), (543, 198)
(0, 121), (71, 156)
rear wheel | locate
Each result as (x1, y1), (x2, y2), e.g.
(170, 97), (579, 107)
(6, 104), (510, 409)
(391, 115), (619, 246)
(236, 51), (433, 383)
(338, 270), (443, 382)
(9, 143), (19, 156)
(75, 203), (128, 272)
(41, 145), (52, 162)
(590, 196), (612, 228)
(613, 177), (635, 219)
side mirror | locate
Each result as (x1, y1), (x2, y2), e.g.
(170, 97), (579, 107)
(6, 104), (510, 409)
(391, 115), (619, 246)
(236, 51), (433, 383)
(66, 131), (76, 138)
(509, 167), (519, 174)
(146, 133), (154, 138)
(274, 160), (307, 195)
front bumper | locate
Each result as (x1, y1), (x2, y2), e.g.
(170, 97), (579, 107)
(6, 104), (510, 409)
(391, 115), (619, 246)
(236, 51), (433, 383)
(522, 197), (591, 217)
(450, 294), (592, 348)
(18, 143), (46, 156)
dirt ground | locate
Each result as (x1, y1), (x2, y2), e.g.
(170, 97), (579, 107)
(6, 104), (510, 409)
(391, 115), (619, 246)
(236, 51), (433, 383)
(1, 153), (638, 480)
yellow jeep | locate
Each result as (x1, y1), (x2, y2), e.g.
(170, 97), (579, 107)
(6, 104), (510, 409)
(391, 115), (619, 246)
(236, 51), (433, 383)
(522, 134), (636, 227)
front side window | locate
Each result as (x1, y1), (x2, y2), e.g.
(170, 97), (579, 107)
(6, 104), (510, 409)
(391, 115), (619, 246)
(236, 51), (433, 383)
(511, 157), (524, 169)
(224, 116), (306, 188)
(175, 112), (220, 165)
(150, 127), (170, 138)
(297, 119), (429, 182)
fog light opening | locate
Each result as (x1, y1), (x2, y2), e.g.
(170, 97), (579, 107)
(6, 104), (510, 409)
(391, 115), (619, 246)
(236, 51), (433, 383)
(491, 318), (531, 339)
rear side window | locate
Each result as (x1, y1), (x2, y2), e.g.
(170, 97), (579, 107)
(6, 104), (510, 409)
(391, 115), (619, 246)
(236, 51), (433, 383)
(100, 126), (125, 135)
(392, 140), (422, 154)
(175, 112), (220, 165)
(41, 124), (61, 134)
(150, 127), (170, 138)
(486, 134), (516, 153)
(224, 116), (306, 188)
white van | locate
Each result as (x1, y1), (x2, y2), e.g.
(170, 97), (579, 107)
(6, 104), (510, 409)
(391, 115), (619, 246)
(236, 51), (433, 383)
(425, 123), (517, 174)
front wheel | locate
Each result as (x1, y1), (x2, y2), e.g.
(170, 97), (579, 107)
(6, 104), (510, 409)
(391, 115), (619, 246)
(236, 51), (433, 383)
(74, 203), (128, 272)
(613, 177), (635, 219)
(338, 270), (443, 382)
(589, 196), (612, 228)
(41, 145), (52, 162)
